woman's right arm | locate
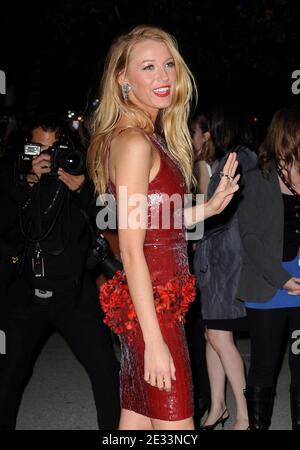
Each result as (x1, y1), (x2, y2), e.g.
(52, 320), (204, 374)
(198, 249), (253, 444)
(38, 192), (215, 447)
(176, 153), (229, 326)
(111, 130), (176, 392)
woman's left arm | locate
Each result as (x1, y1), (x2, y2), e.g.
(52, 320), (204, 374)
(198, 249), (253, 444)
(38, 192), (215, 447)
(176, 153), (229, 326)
(184, 152), (240, 227)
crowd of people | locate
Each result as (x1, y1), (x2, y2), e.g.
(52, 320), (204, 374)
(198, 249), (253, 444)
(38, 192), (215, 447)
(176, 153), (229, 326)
(0, 24), (299, 431)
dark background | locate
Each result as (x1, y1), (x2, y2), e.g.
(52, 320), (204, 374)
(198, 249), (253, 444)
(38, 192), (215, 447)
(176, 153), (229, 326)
(1, 0), (300, 128)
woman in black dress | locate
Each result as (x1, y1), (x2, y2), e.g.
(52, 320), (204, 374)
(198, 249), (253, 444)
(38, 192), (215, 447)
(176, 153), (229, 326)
(194, 105), (257, 429)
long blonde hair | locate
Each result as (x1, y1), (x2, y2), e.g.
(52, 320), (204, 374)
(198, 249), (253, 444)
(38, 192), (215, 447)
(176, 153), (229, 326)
(87, 25), (198, 195)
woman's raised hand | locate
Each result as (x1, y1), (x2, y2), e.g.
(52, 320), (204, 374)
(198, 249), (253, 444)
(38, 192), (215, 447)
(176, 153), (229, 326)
(207, 152), (240, 216)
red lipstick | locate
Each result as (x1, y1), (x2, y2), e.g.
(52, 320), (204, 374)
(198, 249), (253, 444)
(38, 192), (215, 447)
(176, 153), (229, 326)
(153, 86), (171, 97)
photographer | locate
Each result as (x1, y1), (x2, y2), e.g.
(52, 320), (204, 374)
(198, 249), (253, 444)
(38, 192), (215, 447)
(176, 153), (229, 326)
(0, 114), (120, 430)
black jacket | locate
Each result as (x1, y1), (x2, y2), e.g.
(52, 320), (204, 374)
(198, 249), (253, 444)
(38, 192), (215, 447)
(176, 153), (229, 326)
(0, 154), (100, 309)
(237, 161), (291, 302)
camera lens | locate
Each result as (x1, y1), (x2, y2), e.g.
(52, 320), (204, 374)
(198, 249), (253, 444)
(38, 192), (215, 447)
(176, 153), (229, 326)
(64, 151), (82, 174)
(57, 149), (84, 175)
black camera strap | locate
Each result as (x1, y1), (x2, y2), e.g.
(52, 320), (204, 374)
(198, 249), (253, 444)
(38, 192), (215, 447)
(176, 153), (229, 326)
(79, 207), (98, 247)
(34, 181), (67, 243)
(18, 181), (72, 277)
(19, 181), (67, 243)
(17, 219), (33, 276)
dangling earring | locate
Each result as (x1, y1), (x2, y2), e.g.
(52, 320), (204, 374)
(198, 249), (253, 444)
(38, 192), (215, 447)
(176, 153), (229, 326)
(122, 83), (131, 103)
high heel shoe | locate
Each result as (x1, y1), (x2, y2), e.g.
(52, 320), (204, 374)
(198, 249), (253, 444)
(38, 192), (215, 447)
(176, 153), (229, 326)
(200, 409), (230, 430)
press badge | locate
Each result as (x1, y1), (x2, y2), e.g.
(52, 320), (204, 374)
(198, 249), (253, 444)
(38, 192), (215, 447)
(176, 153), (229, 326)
(32, 243), (45, 278)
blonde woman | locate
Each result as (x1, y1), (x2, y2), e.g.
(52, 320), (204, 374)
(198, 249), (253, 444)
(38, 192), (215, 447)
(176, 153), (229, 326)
(88, 25), (240, 430)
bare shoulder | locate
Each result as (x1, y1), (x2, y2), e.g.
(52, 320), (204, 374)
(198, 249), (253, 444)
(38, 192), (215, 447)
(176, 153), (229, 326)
(109, 128), (153, 184)
(110, 127), (152, 160)
(110, 128), (154, 189)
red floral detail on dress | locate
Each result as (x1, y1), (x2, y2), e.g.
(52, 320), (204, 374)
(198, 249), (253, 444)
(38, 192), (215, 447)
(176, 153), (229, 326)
(99, 270), (196, 343)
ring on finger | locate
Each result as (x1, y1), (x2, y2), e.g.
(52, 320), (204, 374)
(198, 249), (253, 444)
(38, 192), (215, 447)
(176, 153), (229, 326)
(220, 171), (230, 178)
(220, 171), (234, 182)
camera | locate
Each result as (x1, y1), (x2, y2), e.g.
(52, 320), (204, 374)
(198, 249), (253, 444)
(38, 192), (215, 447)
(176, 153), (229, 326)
(18, 143), (41, 179)
(18, 139), (85, 180)
(45, 140), (85, 176)
(86, 233), (123, 279)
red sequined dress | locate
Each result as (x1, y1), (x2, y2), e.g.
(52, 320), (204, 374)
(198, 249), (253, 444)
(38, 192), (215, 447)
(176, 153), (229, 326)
(100, 132), (196, 421)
